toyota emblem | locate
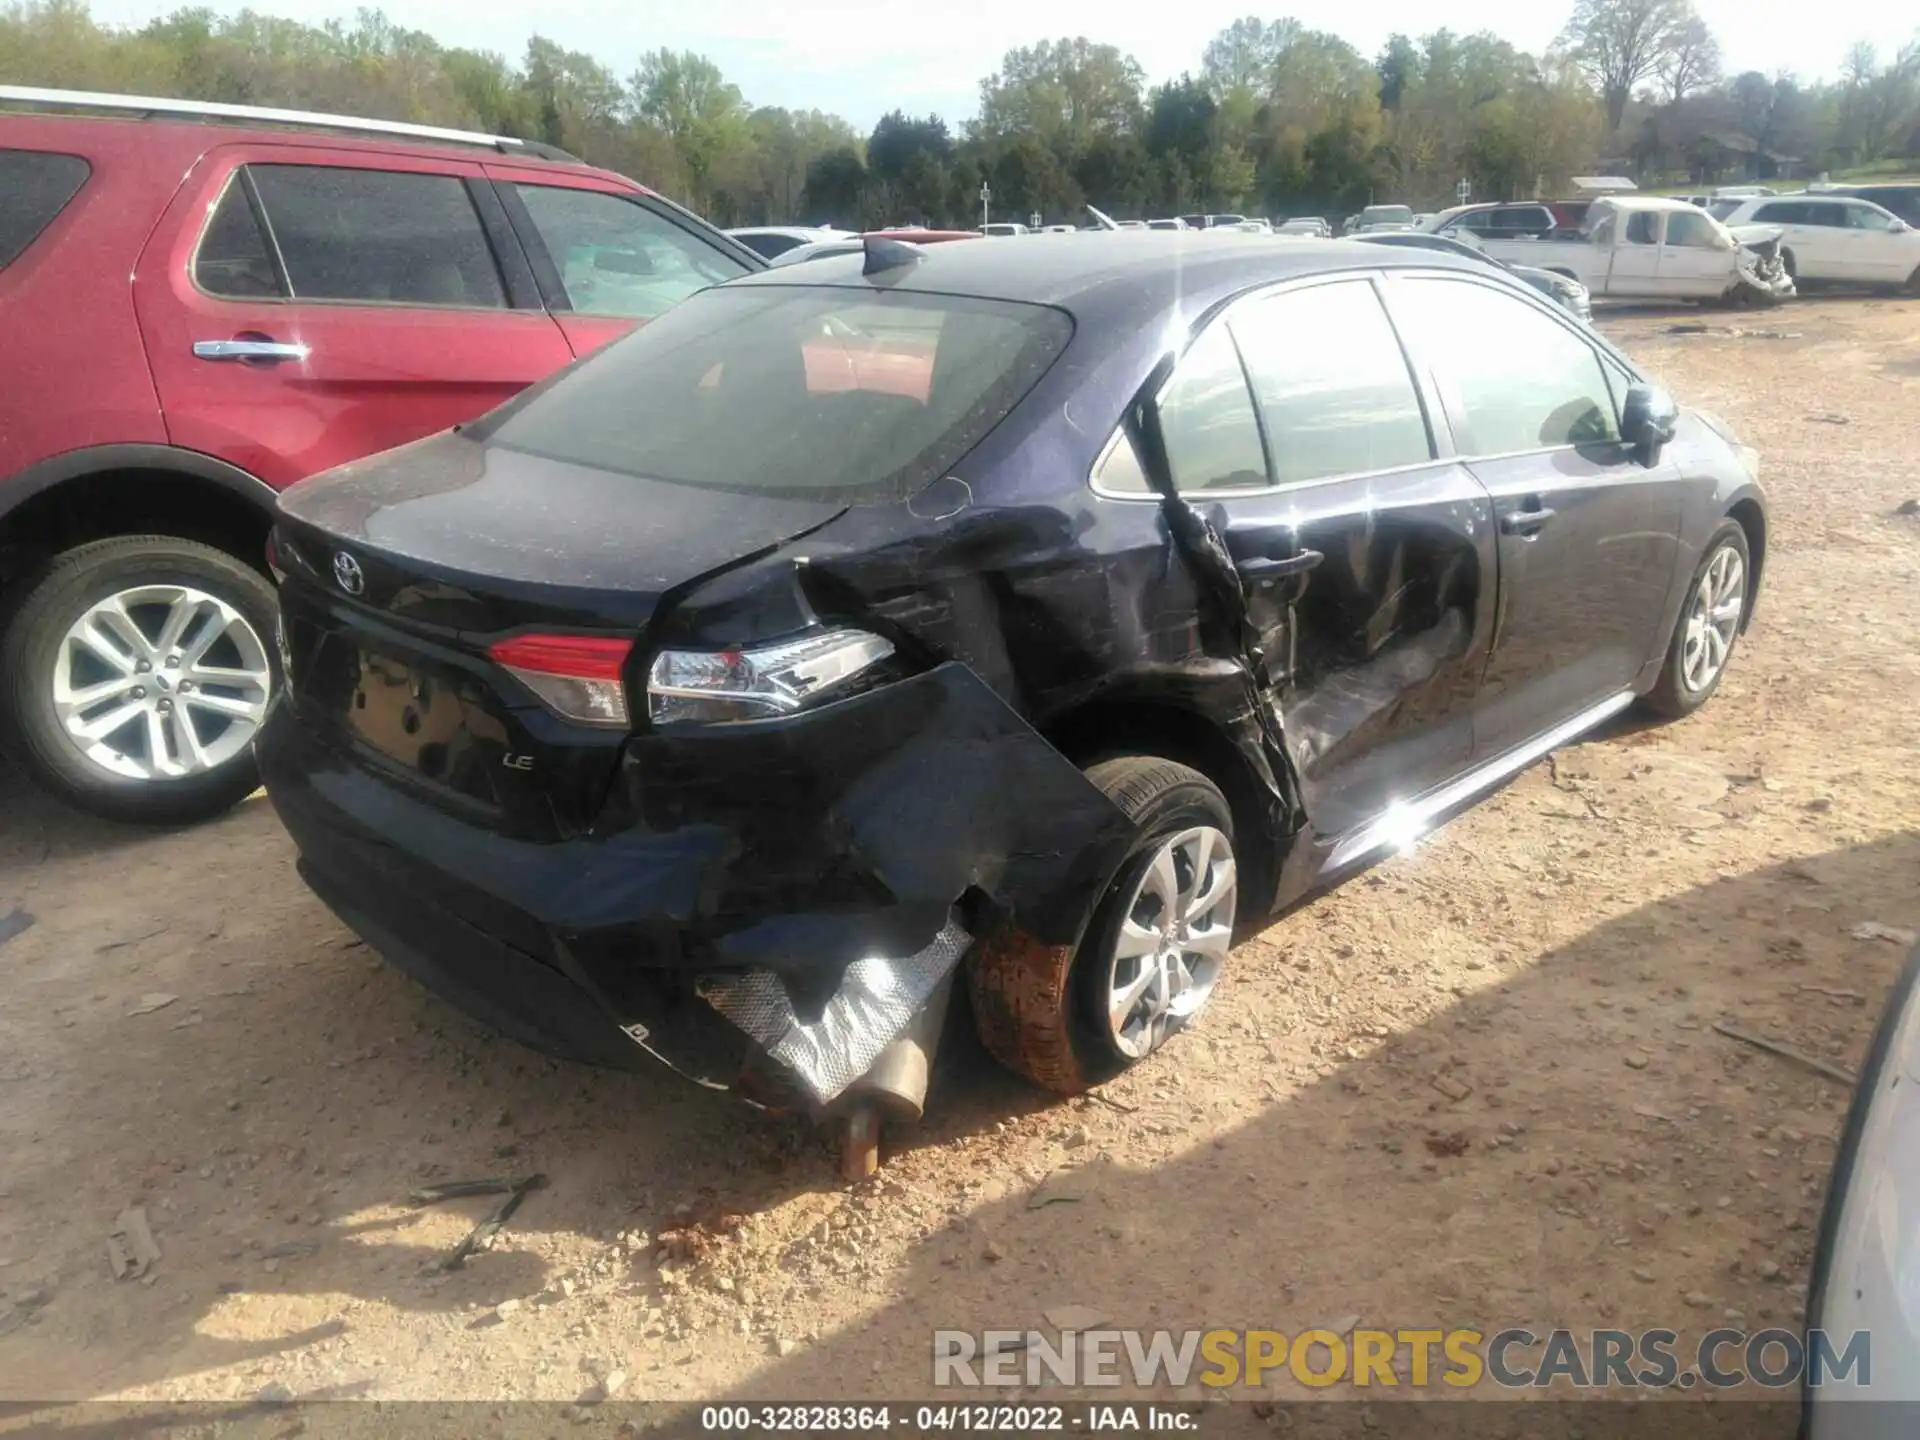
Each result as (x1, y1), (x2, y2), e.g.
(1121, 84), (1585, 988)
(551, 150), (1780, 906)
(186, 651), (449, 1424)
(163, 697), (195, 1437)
(332, 551), (365, 595)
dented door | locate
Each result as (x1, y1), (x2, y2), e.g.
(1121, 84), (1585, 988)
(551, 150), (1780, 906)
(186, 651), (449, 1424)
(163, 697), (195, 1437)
(1159, 277), (1499, 840)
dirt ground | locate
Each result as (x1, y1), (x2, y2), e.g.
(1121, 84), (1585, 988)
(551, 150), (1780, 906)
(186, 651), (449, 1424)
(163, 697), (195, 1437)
(2, 294), (1917, 1423)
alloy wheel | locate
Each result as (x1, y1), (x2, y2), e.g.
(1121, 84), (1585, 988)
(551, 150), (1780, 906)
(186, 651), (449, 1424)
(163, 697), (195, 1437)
(1681, 545), (1745, 693)
(1105, 825), (1236, 1059)
(51, 584), (272, 782)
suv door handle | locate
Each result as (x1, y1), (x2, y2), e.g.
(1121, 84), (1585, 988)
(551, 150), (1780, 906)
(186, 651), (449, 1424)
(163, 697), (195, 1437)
(193, 339), (310, 363)
(1236, 549), (1325, 580)
(1501, 507), (1556, 536)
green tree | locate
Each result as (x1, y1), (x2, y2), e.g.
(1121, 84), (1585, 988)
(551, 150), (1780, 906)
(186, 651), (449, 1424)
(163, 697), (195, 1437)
(631, 49), (749, 214)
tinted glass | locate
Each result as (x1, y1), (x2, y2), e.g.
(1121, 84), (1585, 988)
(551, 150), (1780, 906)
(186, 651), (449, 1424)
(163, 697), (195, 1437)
(478, 286), (1070, 502)
(0, 149), (90, 271)
(1230, 281), (1431, 485)
(1752, 201), (1800, 224)
(1624, 211), (1659, 245)
(1156, 322), (1267, 493)
(249, 165), (505, 307)
(1665, 210), (1719, 248)
(734, 232), (801, 258)
(1392, 278), (1620, 454)
(1845, 203), (1893, 231)
(194, 177), (285, 298)
(516, 185), (748, 320)
(1801, 203), (1848, 228)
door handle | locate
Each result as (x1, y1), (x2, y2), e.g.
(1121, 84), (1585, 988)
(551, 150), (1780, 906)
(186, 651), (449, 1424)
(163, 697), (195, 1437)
(1500, 507), (1556, 536)
(1236, 549), (1324, 580)
(193, 339), (310, 363)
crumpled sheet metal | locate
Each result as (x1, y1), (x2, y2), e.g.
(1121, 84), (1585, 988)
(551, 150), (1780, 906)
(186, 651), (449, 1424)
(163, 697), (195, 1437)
(698, 915), (971, 1102)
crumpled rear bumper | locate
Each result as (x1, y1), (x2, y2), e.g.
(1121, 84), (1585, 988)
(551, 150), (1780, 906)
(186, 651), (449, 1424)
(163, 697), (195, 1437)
(259, 661), (1136, 1101)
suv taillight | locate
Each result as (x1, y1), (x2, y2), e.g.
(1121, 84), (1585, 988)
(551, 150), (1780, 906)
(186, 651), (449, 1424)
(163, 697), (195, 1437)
(488, 634), (633, 728)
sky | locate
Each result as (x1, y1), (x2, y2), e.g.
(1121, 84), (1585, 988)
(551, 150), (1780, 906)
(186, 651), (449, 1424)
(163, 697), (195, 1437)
(86, 0), (1920, 131)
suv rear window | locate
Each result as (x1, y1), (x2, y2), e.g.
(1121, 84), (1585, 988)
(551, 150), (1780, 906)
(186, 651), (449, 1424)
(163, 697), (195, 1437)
(0, 150), (90, 271)
(477, 285), (1072, 503)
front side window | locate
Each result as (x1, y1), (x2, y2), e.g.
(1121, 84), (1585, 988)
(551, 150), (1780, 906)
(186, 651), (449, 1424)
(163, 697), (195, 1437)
(1155, 322), (1268, 494)
(514, 185), (749, 320)
(1229, 281), (1432, 486)
(245, 165), (506, 307)
(0, 149), (90, 271)
(1845, 203), (1894, 231)
(1390, 277), (1620, 456)
(476, 285), (1070, 503)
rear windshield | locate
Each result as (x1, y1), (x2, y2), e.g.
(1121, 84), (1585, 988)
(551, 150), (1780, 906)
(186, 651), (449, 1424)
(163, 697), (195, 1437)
(1706, 200), (1743, 222)
(0, 150), (91, 270)
(477, 284), (1073, 503)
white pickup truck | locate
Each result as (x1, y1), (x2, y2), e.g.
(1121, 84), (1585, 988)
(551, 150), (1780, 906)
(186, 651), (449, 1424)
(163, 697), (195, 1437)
(1468, 196), (1795, 305)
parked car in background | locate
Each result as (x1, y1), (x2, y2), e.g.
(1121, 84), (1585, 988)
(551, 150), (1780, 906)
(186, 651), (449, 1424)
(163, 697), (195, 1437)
(261, 230), (1765, 1175)
(982, 222), (1031, 237)
(1471, 197), (1793, 304)
(767, 229), (980, 268)
(1353, 204), (1415, 232)
(1421, 202), (1557, 240)
(1277, 217), (1330, 236)
(1353, 229), (1593, 321)
(0, 85), (760, 823)
(726, 224), (853, 259)
(1115, 220), (1148, 230)
(1710, 193), (1920, 289)
(1180, 213), (1247, 230)
(1146, 218), (1190, 231)
(1822, 182), (1920, 228)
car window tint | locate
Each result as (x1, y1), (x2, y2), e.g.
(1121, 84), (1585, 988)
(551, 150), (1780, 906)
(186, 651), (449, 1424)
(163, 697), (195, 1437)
(1094, 428), (1153, 494)
(0, 149), (90, 271)
(1665, 211), (1718, 248)
(1845, 204), (1893, 231)
(247, 165), (505, 307)
(1624, 211), (1659, 245)
(515, 185), (748, 320)
(477, 287), (1069, 503)
(1393, 278), (1621, 455)
(1753, 201), (1797, 224)
(1156, 323), (1268, 493)
(1803, 203), (1847, 228)
(194, 176), (286, 299)
(1229, 281), (1431, 485)
(737, 232), (802, 258)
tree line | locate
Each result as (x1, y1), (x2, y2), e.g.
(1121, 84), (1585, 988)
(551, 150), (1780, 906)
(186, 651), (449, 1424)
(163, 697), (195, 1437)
(3, 0), (1916, 229)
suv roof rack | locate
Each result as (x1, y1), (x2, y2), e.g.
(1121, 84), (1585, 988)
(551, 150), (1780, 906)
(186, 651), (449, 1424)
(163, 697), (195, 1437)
(0, 85), (583, 162)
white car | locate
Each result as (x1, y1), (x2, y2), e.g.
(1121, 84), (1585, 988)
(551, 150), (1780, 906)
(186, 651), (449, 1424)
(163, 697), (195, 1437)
(1709, 194), (1920, 290)
(1145, 218), (1188, 231)
(725, 225), (853, 260)
(982, 222), (1030, 237)
(1804, 942), (1920, 1429)
(1277, 217), (1330, 236)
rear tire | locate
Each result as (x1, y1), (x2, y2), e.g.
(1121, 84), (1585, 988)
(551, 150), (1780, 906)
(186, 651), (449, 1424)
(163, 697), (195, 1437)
(1640, 520), (1751, 720)
(1, 536), (279, 825)
(968, 757), (1237, 1093)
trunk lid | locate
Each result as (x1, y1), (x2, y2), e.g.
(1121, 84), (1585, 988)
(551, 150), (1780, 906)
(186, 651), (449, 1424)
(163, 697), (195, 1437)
(273, 429), (847, 837)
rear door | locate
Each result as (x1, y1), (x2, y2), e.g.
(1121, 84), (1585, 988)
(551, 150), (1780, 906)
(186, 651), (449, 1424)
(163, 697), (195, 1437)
(1382, 272), (1685, 756)
(486, 165), (756, 359)
(133, 144), (573, 490)
(1110, 274), (1498, 841)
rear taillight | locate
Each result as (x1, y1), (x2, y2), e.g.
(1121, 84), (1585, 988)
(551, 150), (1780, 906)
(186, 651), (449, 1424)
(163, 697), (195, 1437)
(488, 634), (634, 728)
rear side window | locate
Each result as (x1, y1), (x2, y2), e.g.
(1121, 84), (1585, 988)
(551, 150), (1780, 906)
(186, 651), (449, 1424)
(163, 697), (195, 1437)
(1156, 323), (1268, 494)
(242, 165), (506, 308)
(1390, 277), (1620, 455)
(195, 177), (283, 298)
(477, 285), (1070, 503)
(0, 150), (90, 271)
(1229, 281), (1432, 485)
(513, 184), (749, 320)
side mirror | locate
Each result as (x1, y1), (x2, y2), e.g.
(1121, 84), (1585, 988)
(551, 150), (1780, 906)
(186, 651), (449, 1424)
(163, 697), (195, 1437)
(1890, 218), (1910, 233)
(1621, 383), (1680, 463)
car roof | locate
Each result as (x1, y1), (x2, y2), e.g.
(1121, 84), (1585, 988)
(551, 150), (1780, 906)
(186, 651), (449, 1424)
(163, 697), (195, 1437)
(729, 230), (1486, 314)
(0, 108), (634, 184)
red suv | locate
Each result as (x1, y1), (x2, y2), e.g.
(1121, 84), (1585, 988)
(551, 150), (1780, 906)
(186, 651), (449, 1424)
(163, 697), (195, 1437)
(0, 89), (759, 823)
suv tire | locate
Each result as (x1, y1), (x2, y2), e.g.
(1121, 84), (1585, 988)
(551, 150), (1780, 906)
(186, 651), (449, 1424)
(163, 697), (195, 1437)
(968, 756), (1237, 1093)
(2, 536), (279, 824)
